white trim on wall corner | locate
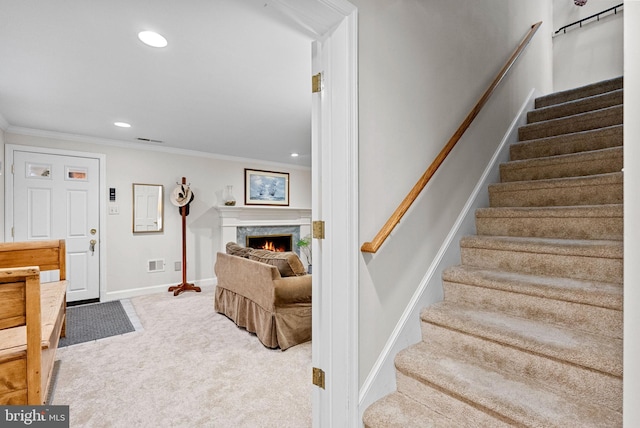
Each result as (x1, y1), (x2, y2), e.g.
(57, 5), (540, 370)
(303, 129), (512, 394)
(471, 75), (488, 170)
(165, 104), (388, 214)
(358, 88), (538, 417)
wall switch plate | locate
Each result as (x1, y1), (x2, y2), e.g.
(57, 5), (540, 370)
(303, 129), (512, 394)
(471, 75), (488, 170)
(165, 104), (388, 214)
(109, 205), (119, 215)
(174, 261), (181, 271)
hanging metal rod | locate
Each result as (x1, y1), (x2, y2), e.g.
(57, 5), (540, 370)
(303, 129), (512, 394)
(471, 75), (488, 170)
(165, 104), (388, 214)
(555, 3), (623, 35)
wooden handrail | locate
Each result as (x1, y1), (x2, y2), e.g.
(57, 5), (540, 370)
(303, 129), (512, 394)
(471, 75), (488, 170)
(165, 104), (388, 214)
(361, 21), (542, 254)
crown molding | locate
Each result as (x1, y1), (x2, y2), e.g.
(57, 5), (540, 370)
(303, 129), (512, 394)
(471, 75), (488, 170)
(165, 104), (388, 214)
(5, 125), (311, 171)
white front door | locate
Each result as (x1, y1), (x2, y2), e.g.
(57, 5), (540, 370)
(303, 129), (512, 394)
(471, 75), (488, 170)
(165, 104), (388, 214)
(12, 150), (100, 302)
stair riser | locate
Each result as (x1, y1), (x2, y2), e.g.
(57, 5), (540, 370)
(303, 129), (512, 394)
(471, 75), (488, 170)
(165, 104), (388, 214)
(443, 265), (623, 310)
(398, 341), (621, 427)
(475, 215), (623, 240)
(459, 246), (622, 283)
(419, 322), (623, 412)
(500, 151), (622, 182)
(423, 303), (623, 377)
(519, 106), (622, 141)
(489, 181), (622, 208)
(443, 281), (622, 338)
(535, 77), (623, 108)
(362, 393), (463, 428)
(528, 90), (622, 123)
(395, 372), (513, 427)
(510, 126), (623, 161)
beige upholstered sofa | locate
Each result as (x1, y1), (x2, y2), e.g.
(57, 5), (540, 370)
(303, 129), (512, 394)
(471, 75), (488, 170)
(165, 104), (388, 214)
(214, 243), (312, 350)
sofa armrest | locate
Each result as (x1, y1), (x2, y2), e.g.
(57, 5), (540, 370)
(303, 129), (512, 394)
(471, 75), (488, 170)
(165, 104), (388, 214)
(273, 276), (312, 306)
(214, 252), (279, 311)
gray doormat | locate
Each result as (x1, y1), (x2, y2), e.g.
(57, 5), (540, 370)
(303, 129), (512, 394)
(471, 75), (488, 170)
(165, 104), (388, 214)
(59, 300), (135, 347)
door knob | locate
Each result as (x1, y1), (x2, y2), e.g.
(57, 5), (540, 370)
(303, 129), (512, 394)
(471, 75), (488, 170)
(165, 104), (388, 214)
(90, 239), (97, 254)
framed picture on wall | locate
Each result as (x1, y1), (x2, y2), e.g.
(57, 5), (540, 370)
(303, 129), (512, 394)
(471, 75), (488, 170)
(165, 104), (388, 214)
(244, 169), (290, 206)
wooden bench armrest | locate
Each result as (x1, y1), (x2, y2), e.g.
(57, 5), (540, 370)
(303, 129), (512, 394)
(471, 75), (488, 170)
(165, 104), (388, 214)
(0, 244), (67, 405)
(0, 281), (66, 354)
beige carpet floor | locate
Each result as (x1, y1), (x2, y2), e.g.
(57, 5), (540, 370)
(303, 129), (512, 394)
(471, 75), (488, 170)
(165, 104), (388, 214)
(53, 287), (312, 428)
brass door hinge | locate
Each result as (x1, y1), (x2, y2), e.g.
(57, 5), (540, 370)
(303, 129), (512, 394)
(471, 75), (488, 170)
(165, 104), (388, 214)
(312, 367), (325, 389)
(312, 221), (325, 239)
(312, 72), (323, 93)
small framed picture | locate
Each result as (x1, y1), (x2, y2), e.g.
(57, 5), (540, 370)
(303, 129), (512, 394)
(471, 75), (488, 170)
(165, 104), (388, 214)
(244, 169), (290, 206)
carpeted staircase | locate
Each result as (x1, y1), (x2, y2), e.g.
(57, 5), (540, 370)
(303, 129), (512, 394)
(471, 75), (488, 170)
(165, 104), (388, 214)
(363, 76), (624, 427)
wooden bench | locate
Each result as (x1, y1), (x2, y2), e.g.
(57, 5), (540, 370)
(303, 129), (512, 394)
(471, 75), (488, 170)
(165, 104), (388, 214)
(0, 240), (68, 405)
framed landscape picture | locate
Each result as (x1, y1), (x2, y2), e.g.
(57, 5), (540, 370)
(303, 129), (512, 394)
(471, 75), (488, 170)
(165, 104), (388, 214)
(244, 169), (290, 206)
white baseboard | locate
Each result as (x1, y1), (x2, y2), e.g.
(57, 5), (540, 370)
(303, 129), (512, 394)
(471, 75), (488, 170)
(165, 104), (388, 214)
(358, 89), (538, 417)
(103, 277), (217, 301)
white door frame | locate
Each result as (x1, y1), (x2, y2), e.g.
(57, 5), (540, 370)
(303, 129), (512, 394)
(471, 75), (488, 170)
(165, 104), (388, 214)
(4, 144), (107, 301)
(271, 0), (359, 426)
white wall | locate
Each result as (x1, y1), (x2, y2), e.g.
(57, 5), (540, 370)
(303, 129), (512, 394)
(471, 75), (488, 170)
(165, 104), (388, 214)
(1, 132), (311, 299)
(553, 0), (623, 91)
(624, 2), (640, 425)
(353, 0), (553, 385)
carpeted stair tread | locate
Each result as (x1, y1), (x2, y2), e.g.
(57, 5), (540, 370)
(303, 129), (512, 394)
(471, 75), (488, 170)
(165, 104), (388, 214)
(488, 171), (623, 207)
(459, 235), (623, 283)
(460, 235), (623, 260)
(362, 392), (459, 428)
(518, 105), (622, 141)
(535, 76), (623, 108)
(396, 341), (622, 427)
(475, 204), (623, 240)
(419, 322), (623, 413)
(500, 146), (622, 182)
(443, 265), (622, 310)
(442, 268), (622, 338)
(528, 89), (622, 123)
(420, 302), (622, 376)
(510, 125), (623, 161)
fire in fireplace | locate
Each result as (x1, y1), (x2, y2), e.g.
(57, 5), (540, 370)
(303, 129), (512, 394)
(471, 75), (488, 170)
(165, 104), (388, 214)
(246, 234), (293, 252)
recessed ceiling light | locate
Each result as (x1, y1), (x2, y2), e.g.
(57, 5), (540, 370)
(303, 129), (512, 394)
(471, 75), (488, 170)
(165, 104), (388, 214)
(138, 31), (168, 48)
(290, 153), (299, 157)
(114, 122), (131, 128)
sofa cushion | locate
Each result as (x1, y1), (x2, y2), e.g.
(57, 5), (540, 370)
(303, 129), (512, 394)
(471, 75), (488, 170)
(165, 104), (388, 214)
(249, 249), (307, 277)
(226, 242), (253, 258)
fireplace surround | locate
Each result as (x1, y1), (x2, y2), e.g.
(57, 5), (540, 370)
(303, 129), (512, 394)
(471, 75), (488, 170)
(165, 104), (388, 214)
(214, 206), (312, 264)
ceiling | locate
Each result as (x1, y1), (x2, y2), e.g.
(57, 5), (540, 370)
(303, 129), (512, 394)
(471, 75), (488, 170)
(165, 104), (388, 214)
(0, 0), (314, 166)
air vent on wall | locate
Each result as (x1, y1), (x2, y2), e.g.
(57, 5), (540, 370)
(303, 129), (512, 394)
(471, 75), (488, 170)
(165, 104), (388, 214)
(137, 137), (164, 143)
(148, 259), (165, 272)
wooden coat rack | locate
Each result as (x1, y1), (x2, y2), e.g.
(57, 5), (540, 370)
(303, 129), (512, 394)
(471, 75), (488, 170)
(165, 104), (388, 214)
(169, 177), (201, 296)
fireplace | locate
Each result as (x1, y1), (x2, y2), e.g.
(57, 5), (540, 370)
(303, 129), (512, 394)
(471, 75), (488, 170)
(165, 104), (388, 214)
(214, 206), (311, 258)
(246, 234), (293, 252)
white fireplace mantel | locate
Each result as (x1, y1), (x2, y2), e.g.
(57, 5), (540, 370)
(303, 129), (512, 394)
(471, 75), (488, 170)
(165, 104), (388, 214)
(214, 205), (312, 252)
